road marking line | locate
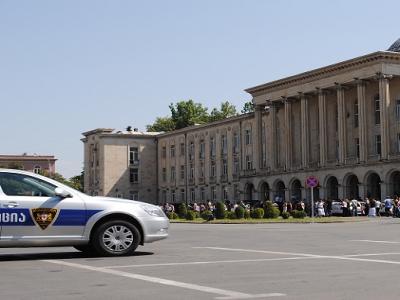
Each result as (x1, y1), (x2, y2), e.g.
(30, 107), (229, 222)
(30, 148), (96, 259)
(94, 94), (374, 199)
(196, 247), (400, 266)
(349, 239), (400, 244)
(344, 252), (400, 257)
(103, 256), (317, 269)
(193, 247), (324, 258)
(42, 259), (286, 299)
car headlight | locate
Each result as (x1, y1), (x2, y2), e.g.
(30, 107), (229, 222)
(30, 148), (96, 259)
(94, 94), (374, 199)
(140, 204), (165, 217)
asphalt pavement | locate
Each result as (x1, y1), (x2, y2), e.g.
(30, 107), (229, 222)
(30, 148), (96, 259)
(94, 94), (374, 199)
(1, 217), (400, 299)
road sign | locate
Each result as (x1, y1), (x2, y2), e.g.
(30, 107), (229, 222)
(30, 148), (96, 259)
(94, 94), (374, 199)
(306, 176), (319, 188)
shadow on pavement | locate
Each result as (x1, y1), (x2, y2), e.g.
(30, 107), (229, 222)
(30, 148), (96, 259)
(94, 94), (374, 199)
(0, 250), (154, 261)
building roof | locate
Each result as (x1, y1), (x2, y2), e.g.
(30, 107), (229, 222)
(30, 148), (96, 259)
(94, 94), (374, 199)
(388, 38), (400, 52)
(0, 155), (57, 161)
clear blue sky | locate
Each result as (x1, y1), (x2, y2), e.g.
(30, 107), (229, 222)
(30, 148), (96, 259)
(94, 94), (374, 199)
(1, 0), (399, 178)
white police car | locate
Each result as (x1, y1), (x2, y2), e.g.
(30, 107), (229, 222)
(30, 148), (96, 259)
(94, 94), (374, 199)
(0, 169), (169, 256)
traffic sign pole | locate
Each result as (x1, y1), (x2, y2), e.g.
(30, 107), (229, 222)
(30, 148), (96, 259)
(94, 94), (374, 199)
(311, 186), (314, 222)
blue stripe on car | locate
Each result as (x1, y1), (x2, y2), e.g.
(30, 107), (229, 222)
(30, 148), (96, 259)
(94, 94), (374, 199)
(0, 208), (102, 226)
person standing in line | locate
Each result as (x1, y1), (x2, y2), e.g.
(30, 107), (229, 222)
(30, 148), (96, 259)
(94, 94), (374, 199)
(317, 200), (325, 217)
(342, 199), (348, 217)
(368, 199), (376, 217)
(384, 196), (393, 217)
(375, 198), (381, 217)
(351, 198), (358, 217)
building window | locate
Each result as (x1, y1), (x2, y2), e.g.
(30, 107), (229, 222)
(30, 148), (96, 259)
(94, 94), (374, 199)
(222, 187), (228, 201)
(233, 184), (239, 201)
(233, 158), (240, 174)
(190, 188), (195, 203)
(211, 186), (217, 201)
(199, 161), (204, 178)
(246, 155), (253, 170)
(171, 190), (176, 203)
(245, 129), (252, 145)
(374, 94), (380, 125)
(129, 191), (139, 201)
(233, 132), (240, 153)
(129, 147), (139, 165)
(375, 135), (381, 156)
(180, 189), (185, 203)
(189, 141), (194, 161)
(221, 134), (227, 155)
(116, 193), (123, 198)
(129, 168), (139, 183)
(161, 146), (167, 158)
(170, 145), (175, 158)
(199, 140), (205, 159)
(162, 190), (167, 203)
(398, 133), (400, 153)
(210, 160), (216, 177)
(180, 143), (185, 156)
(354, 100), (359, 128)
(33, 166), (41, 174)
(162, 168), (167, 182)
(170, 166), (175, 182)
(222, 159), (228, 175)
(210, 137), (216, 157)
(396, 100), (400, 121)
(180, 165), (185, 180)
(200, 187), (205, 201)
(190, 164), (194, 179)
(355, 138), (360, 159)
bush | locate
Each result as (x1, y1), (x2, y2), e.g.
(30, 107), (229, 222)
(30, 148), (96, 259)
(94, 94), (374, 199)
(166, 212), (178, 219)
(244, 209), (251, 219)
(226, 211), (236, 219)
(250, 208), (264, 219)
(291, 210), (307, 219)
(235, 206), (245, 219)
(264, 201), (280, 219)
(281, 211), (290, 219)
(185, 210), (196, 220)
(201, 210), (214, 221)
(215, 202), (226, 219)
(177, 203), (187, 219)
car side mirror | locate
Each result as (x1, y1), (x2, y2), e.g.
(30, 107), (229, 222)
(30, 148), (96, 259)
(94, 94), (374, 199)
(55, 187), (72, 199)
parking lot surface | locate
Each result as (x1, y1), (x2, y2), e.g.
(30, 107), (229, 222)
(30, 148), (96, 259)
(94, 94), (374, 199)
(1, 218), (400, 299)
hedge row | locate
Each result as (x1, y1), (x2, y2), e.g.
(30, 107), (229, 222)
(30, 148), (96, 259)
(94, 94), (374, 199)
(166, 202), (307, 221)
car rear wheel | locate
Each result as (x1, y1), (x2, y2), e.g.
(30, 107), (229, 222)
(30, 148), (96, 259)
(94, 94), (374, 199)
(92, 220), (140, 256)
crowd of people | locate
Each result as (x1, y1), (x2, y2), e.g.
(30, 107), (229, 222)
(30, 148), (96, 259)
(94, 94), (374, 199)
(161, 196), (400, 218)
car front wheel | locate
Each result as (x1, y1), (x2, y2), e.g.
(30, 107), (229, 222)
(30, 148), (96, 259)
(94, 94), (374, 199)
(92, 220), (140, 256)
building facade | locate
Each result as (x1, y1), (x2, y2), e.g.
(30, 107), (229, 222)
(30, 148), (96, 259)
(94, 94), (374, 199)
(0, 154), (57, 175)
(82, 128), (159, 202)
(83, 40), (400, 205)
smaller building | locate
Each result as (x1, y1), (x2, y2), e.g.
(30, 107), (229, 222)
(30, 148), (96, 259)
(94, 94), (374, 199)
(0, 154), (57, 175)
(81, 127), (159, 203)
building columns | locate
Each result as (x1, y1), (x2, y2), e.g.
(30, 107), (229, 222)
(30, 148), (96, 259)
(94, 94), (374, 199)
(378, 73), (391, 160)
(356, 80), (368, 163)
(269, 102), (277, 170)
(300, 94), (309, 169)
(336, 84), (347, 164)
(254, 104), (263, 171)
(284, 99), (292, 170)
(317, 90), (327, 167)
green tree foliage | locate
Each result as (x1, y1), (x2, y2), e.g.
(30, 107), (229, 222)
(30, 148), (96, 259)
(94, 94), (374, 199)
(215, 202), (226, 219)
(146, 100), (241, 131)
(146, 116), (176, 132)
(209, 101), (238, 122)
(241, 101), (254, 114)
(170, 100), (209, 129)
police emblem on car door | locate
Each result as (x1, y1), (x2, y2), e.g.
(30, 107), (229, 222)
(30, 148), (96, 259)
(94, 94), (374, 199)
(31, 208), (58, 230)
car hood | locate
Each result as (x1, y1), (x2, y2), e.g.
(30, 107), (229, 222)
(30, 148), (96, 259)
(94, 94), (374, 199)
(91, 196), (151, 207)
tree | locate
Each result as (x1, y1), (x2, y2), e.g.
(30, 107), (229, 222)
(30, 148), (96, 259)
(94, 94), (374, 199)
(209, 101), (237, 122)
(170, 100), (209, 129)
(241, 101), (254, 114)
(69, 172), (84, 192)
(146, 116), (175, 132)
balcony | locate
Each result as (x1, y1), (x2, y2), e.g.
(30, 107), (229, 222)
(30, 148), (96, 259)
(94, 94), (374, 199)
(220, 174), (228, 182)
(241, 169), (256, 177)
(130, 160), (140, 166)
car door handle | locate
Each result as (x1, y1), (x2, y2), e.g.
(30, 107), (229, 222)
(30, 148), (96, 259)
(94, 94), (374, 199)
(3, 202), (19, 208)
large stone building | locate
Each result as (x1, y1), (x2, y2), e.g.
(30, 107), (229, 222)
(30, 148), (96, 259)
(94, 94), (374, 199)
(83, 39), (400, 205)
(82, 127), (159, 201)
